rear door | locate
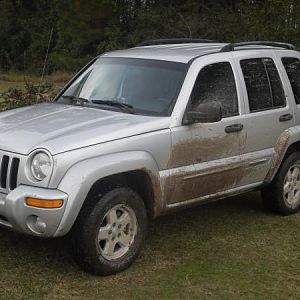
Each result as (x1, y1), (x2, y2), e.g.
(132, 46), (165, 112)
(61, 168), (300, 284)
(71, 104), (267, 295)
(233, 52), (295, 186)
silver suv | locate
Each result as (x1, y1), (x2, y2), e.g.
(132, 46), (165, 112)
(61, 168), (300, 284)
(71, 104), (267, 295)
(1, 39), (300, 275)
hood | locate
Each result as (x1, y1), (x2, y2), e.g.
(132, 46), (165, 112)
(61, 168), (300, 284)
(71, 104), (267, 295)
(0, 103), (171, 155)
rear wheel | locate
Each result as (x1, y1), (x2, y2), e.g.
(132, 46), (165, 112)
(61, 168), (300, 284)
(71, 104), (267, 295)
(70, 186), (148, 275)
(262, 152), (300, 215)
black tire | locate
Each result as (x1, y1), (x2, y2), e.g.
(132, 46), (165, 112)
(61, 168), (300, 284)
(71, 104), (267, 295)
(262, 151), (300, 215)
(70, 185), (148, 275)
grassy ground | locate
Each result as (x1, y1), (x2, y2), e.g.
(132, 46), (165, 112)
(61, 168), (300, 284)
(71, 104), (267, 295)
(0, 71), (71, 93)
(0, 73), (299, 299)
(0, 191), (300, 299)
(0, 80), (24, 92)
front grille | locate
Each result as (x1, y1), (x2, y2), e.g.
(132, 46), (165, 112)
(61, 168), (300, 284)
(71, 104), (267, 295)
(0, 155), (20, 191)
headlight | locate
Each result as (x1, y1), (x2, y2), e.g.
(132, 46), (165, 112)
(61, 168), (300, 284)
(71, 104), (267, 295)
(30, 151), (52, 181)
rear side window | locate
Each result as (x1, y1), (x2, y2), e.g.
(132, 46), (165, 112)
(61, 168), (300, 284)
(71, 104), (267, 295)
(241, 58), (286, 112)
(282, 57), (300, 104)
(190, 62), (238, 117)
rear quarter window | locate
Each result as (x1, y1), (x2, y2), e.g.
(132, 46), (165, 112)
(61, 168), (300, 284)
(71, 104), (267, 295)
(282, 57), (300, 104)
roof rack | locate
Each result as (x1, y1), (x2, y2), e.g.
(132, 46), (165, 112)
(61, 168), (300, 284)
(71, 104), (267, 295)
(220, 41), (296, 52)
(137, 38), (218, 47)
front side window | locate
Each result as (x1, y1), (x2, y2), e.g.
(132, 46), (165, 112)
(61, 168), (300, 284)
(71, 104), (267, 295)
(57, 58), (187, 116)
(190, 62), (238, 117)
(240, 58), (286, 112)
(282, 57), (300, 104)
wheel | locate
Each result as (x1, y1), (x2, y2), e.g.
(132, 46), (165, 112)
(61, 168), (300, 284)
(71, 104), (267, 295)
(262, 152), (300, 215)
(70, 185), (148, 275)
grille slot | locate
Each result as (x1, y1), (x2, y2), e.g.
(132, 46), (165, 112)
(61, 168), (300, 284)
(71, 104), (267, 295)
(0, 156), (9, 189)
(0, 155), (20, 191)
(10, 158), (20, 190)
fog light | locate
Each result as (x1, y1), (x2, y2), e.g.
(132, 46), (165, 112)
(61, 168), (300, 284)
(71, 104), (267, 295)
(35, 217), (46, 233)
(25, 197), (63, 209)
(27, 215), (47, 234)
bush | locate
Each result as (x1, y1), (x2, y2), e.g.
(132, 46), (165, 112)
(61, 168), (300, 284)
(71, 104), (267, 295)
(0, 81), (56, 111)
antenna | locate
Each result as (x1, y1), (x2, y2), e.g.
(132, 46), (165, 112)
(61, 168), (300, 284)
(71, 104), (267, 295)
(40, 27), (54, 83)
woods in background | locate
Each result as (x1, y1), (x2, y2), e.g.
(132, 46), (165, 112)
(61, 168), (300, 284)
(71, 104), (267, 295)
(0, 0), (299, 73)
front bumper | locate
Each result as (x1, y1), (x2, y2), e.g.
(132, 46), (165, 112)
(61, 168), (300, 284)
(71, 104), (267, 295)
(0, 185), (68, 237)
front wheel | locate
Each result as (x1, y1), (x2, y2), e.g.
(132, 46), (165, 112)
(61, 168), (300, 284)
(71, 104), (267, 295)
(262, 152), (300, 215)
(70, 186), (148, 275)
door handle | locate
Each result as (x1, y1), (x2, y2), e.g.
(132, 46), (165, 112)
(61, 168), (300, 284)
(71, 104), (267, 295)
(279, 113), (293, 122)
(225, 123), (244, 133)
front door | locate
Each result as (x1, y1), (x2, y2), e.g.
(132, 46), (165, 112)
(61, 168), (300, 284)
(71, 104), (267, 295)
(165, 57), (247, 207)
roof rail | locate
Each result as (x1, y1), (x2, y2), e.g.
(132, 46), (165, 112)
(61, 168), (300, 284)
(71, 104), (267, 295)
(220, 41), (296, 52)
(137, 38), (218, 47)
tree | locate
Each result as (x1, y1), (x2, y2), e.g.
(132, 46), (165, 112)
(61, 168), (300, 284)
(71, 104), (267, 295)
(0, 0), (299, 73)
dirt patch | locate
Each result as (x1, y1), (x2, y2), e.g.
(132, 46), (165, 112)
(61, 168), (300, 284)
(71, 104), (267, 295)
(167, 133), (245, 169)
(264, 129), (291, 182)
(146, 169), (164, 217)
(163, 132), (247, 205)
(163, 161), (245, 205)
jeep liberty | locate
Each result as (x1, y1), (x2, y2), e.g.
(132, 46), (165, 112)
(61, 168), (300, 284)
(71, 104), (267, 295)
(0, 39), (300, 275)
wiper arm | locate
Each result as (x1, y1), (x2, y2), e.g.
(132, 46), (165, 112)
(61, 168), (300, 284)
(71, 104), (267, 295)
(62, 95), (89, 106)
(91, 100), (135, 114)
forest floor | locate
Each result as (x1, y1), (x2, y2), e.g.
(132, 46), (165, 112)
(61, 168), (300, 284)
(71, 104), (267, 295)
(0, 192), (300, 299)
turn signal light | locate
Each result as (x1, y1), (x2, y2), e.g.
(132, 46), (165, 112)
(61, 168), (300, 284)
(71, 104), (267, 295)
(25, 197), (63, 209)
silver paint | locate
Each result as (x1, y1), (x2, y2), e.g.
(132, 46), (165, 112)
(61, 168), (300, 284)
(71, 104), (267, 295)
(0, 44), (299, 237)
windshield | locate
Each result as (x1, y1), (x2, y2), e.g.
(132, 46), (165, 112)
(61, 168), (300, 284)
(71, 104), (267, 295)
(57, 57), (187, 116)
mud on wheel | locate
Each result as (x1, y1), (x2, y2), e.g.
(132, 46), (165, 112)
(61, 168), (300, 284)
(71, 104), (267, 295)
(262, 151), (300, 215)
(70, 185), (148, 275)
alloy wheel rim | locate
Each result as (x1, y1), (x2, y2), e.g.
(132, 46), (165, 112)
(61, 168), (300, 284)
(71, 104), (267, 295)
(98, 204), (137, 260)
(283, 163), (300, 208)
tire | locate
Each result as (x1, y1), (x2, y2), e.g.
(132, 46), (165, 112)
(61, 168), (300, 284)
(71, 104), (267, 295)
(70, 185), (148, 275)
(262, 151), (300, 215)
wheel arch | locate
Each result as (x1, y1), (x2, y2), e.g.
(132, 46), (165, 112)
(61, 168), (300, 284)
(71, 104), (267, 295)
(86, 170), (158, 219)
(265, 128), (300, 183)
(54, 151), (163, 236)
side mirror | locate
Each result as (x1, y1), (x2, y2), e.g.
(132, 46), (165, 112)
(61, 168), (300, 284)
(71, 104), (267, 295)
(183, 101), (222, 125)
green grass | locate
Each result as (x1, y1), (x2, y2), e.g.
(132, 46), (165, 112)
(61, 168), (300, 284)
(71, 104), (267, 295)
(0, 81), (24, 92)
(0, 192), (300, 299)
(0, 71), (71, 93)
(0, 72), (299, 299)
(0, 72), (39, 93)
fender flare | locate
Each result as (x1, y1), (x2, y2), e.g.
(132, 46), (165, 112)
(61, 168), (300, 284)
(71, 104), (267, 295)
(54, 151), (162, 236)
(265, 127), (300, 183)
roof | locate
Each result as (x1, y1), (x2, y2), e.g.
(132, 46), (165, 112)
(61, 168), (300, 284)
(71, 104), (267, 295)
(103, 43), (227, 63)
(102, 42), (297, 64)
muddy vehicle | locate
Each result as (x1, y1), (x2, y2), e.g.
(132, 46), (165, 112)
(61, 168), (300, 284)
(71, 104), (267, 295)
(0, 39), (300, 275)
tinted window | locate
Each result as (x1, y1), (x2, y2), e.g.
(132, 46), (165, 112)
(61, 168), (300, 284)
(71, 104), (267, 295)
(190, 62), (238, 117)
(282, 57), (300, 104)
(241, 58), (285, 112)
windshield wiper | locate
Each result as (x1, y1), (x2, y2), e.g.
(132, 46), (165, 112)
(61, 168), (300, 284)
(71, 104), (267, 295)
(62, 95), (89, 106)
(91, 100), (135, 114)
